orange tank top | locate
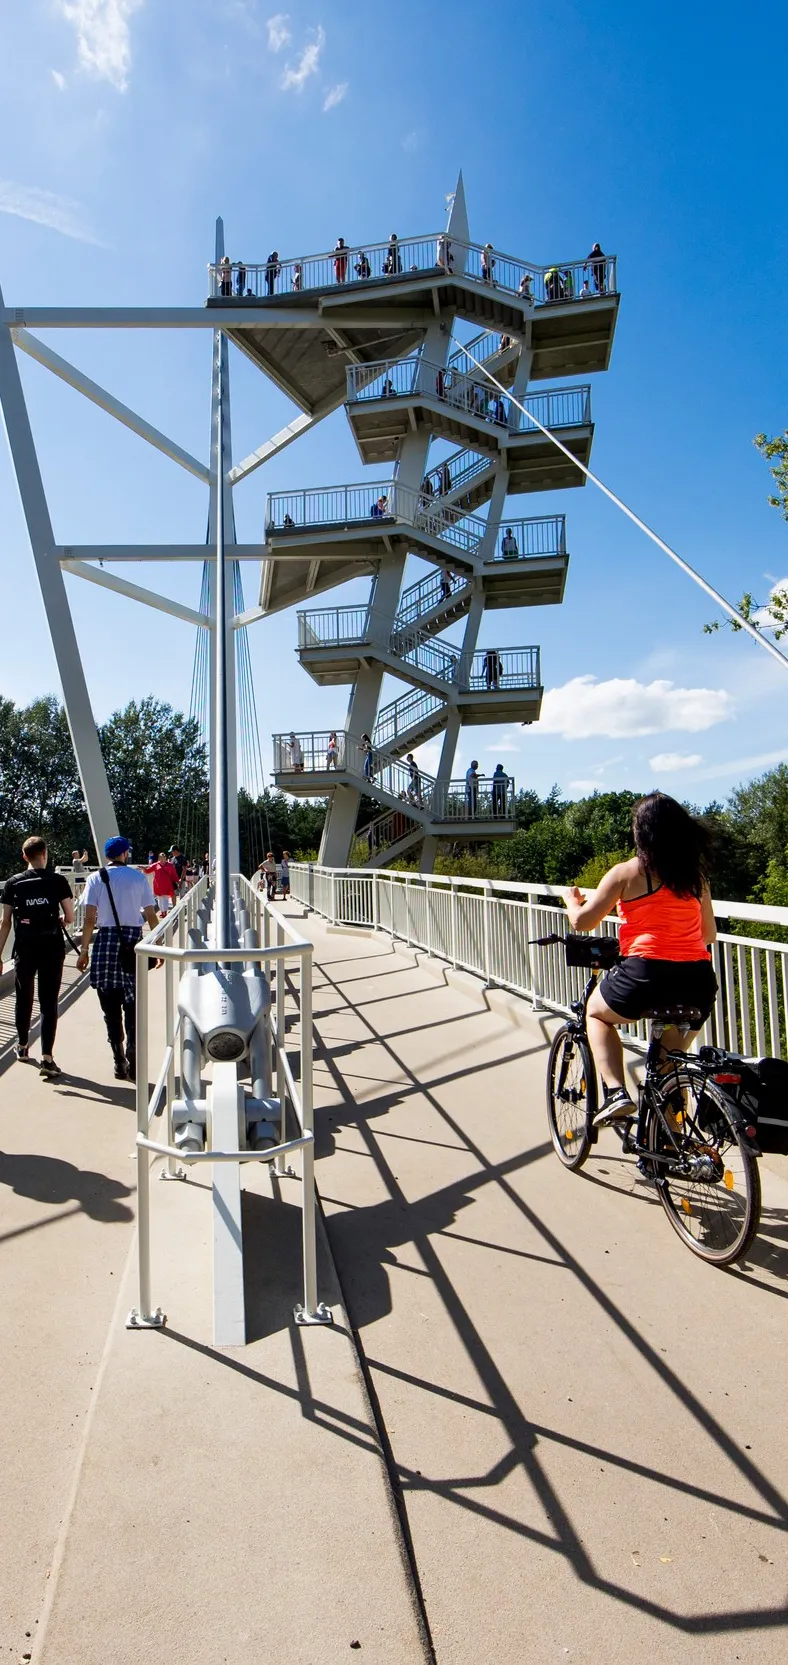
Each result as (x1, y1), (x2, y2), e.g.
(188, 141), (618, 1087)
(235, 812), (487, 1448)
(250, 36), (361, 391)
(617, 875), (710, 962)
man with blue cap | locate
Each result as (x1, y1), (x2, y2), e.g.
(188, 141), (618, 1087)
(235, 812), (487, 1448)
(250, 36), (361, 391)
(78, 837), (159, 1080)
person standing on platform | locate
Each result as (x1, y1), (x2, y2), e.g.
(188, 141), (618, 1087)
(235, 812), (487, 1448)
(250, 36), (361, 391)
(77, 837), (159, 1081)
(280, 851), (291, 899)
(465, 761), (479, 818)
(289, 732), (304, 771)
(326, 731), (340, 769)
(218, 255), (232, 296)
(0, 836), (74, 1077)
(334, 238), (348, 282)
(501, 527), (519, 560)
(406, 755), (423, 809)
(169, 846), (187, 895)
(235, 260), (247, 296)
(481, 244), (496, 284)
(383, 234), (401, 276)
(292, 263), (303, 291)
(261, 852), (278, 901)
(587, 243), (607, 292)
(354, 251), (371, 280)
(265, 251), (280, 295)
(492, 763), (510, 818)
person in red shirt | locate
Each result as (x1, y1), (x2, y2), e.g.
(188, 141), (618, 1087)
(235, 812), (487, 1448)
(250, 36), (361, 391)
(144, 851), (180, 915)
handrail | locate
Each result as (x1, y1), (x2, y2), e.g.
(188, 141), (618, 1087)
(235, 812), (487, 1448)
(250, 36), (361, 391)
(207, 234), (617, 305)
(271, 729), (516, 821)
(346, 358), (592, 434)
(295, 603), (541, 694)
(265, 477), (487, 556)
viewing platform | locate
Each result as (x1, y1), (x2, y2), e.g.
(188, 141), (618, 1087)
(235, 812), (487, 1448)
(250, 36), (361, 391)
(205, 236), (617, 413)
(294, 603), (542, 713)
(345, 359), (593, 490)
(261, 488), (567, 616)
(271, 731), (517, 835)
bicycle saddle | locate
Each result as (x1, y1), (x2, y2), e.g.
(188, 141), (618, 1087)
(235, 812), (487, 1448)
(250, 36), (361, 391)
(644, 1005), (703, 1028)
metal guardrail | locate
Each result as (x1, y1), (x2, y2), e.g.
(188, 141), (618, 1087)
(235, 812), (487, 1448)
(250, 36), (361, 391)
(288, 867), (788, 1061)
(374, 687), (446, 750)
(424, 446), (493, 501)
(129, 874), (326, 1330)
(395, 568), (471, 629)
(295, 603), (541, 695)
(346, 358), (592, 434)
(265, 478), (486, 556)
(208, 236), (617, 305)
(272, 731), (515, 823)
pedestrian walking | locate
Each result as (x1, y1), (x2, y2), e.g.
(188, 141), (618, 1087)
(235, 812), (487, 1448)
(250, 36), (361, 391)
(261, 852), (278, 901)
(280, 851), (291, 898)
(144, 850), (180, 915)
(492, 763), (510, 818)
(265, 250), (280, 296)
(0, 835), (74, 1077)
(77, 836), (159, 1081)
(465, 761), (479, 818)
(361, 733), (375, 782)
(406, 754), (422, 808)
(483, 648), (502, 690)
(169, 846), (187, 895)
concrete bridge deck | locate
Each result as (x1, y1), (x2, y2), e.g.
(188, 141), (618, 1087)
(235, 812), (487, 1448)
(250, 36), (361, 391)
(1, 913), (787, 1663)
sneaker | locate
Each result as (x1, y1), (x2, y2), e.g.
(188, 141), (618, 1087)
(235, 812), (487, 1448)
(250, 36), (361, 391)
(15, 1044), (29, 1062)
(39, 1057), (61, 1079)
(125, 1055), (136, 1083)
(112, 1049), (128, 1080)
(593, 1087), (636, 1128)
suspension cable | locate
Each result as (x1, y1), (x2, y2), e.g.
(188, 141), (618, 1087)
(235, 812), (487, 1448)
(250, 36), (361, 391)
(461, 345), (788, 672)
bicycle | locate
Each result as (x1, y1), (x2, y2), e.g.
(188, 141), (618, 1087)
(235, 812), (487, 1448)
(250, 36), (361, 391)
(538, 932), (763, 1267)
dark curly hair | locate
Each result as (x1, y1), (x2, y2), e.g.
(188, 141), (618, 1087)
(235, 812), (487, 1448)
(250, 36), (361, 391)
(632, 792), (711, 899)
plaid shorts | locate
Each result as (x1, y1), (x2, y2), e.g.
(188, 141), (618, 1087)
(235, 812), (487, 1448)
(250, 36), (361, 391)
(89, 926), (142, 1002)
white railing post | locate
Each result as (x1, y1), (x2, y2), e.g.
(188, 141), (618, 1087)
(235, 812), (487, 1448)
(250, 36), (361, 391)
(127, 952), (163, 1328)
(482, 882), (491, 986)
(165, 930), (177, 1178)
(294, 947), (331, 1325)
(274, 921), (289, 1177)
(372, 869), (379, 931)
(330, 870), (337, 925)
(451, 880), (457, 969)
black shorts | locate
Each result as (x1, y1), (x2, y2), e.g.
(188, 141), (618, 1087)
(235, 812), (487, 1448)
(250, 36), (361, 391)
(598, 956), (717, 1024)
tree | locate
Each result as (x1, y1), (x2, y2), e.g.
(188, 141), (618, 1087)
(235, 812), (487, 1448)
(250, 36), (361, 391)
(703, 428), (788, 640)
(99, 697), (208, 858)
(754, 428), (788, 521)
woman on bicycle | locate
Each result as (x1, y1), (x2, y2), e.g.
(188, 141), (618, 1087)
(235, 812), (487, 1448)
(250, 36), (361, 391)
(563, 792), (717, 1128)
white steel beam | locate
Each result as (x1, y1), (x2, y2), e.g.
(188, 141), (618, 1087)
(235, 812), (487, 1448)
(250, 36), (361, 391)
(59, 543), (261, 562)
(1, 304), (431, 330)
(62, 559), (209, 627)
(229, 412), (316, 484)
(0, 309), (118, 852)
(12, 329), (211, 483)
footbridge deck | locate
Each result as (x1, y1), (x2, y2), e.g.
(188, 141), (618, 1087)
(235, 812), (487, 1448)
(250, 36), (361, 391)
(2, 883), (787, 1664)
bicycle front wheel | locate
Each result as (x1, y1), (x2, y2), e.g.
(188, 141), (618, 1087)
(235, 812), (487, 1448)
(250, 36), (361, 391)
(546, 1028), (597, 1171)
(647, 1069), (761, 1267)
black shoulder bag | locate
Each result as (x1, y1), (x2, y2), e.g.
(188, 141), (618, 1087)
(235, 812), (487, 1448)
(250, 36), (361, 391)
(99, 867), (139, 977)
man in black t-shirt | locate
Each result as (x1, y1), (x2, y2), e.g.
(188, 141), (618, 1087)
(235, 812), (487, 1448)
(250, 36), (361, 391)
(0, 835), (74, 1077)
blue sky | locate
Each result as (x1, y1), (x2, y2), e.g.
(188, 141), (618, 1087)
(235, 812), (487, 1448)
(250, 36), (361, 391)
(0, 0), (787, 806)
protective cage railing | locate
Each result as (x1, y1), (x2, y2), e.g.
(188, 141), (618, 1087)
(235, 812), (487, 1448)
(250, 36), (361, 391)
(265, 478), (485, 556)
(287, 867), (788, 1061)
(346, 358), (592, 434)
(208, 235), (617, 306)
(271, 730), (515, 822)
(128, 873), (328, 1330)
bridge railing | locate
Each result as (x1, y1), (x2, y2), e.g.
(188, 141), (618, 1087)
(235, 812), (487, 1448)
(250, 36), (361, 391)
(288, 868), (788, 1060)
(207, 236), (617, 304)
(346, 358), (592, 433)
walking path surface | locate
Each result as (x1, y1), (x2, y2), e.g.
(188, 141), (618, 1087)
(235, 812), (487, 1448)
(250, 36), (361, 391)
(1, 917), (787, 1664)
(295, 906), (788, 1665)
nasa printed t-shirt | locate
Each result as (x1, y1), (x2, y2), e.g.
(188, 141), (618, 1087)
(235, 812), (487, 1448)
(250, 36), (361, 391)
(1, 869), (72, 945)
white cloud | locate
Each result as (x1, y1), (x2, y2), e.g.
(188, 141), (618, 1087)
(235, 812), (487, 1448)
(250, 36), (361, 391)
(323, 81), (347, 112)
(649, 752), (703, 772)
(51, 69), (68, 90)
(0, 180), (99, 244)
(266, 11), (291, 51)
(568, 779), (604, 793)
(538, 675), (731, 741)
(58, 0), (144, 92)
(281, 24), (324, 90)
(695, 749), (788, 783)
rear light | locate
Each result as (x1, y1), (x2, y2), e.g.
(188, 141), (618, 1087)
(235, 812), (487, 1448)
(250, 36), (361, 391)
(713, 1072), (741, 1084)
(746, 1125), (757, 1139)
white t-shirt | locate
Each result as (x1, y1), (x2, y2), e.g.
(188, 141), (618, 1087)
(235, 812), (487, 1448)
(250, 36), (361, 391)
(82, 865), (155, 928)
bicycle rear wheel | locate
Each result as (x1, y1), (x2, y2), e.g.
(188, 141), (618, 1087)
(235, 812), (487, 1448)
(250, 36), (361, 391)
(647, 1068), (761, 1266)
(546, 1028), (597, 1170)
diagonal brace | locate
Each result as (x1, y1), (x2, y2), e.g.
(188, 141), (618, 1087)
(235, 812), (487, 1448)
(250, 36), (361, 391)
(12, 328), (211, 484)
(62, 558), (209, 627)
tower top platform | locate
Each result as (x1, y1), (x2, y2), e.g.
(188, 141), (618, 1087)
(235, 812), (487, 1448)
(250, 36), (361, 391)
(207, 233), (618, 413)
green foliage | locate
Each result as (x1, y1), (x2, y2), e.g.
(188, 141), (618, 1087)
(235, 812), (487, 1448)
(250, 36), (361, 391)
(99, 696), (208, 859)
(0, 696), (87, 872)
(754, 428), (788, 521)
(573, 848), (632, 888)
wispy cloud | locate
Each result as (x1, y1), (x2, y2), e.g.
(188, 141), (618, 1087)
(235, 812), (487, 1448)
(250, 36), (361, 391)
(51, 69), (68, 90)
(281, 24), (325, 90)
(0, 180), (100, 245)
(323, 81), (347, 112)
(266, 11), (291, 51)
(695, 749), (788, 783)
(58, 0), (144, 93)
(649, 752), (703, 772)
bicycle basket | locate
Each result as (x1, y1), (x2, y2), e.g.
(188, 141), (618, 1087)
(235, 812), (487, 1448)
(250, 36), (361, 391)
(563, 933), (620, 971)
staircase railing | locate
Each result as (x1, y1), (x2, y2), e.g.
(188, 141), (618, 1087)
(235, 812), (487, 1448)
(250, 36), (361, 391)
(394, 569), (471, 630)
(449, 329), (519, 379)
(374, 688), (447, 751)
(346, 359), (592, 434)
(266, 477), (486, 557)
(272, 728), (515, 822)
(424, 447), (493, 502)
(486, 514), (567, 563)
(296, 604), (541, 693)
